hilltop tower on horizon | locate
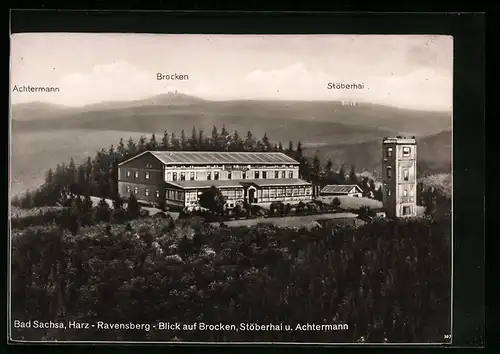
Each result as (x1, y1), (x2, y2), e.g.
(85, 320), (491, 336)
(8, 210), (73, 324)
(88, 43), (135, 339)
(382, 136), (418, 218)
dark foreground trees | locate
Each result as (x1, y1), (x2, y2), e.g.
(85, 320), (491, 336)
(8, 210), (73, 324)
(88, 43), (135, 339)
(11, 214), (451, 343)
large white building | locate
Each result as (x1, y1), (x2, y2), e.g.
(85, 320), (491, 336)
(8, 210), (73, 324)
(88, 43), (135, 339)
(118, 151), (313, 209)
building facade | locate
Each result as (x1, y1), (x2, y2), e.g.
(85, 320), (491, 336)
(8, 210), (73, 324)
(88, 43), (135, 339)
(118, 151), (313, 209)
(381, 137), (417, 218)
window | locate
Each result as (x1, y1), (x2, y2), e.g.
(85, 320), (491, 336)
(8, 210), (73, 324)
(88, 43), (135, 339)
(262, 189), (269, 198)
(190, 172), (195, 181)
(269, 188), (277, 198)
(167, 172), (172, 181)
(403, 168), (409, 181)
(126, 185), (131, 193)
(277, 188), (285, 197)
(255, 171), (260, 179)
(262, 171), (266, 179)
(228, 171), (232, 180)
(275, 171), (279, 179)
(386, 147), (393, 158)
(386, 166), (392, 180)
(146, 163), (152, 168)
(410, 196), (414, 202)
(299, 187), (305, 196)
(156, 190), (160, 198)
(403, 147), (411, 157)
(292, 188), (298, 196)
(281, 171), (286, 179)
(387, 188), (391, 196)
(145, 188), (150, 196)
(403, 206), (411, 215)
(214, 172), (219, 180)
(207, 172), (212, 180)
(145, 171), (150, 180)
(134, 187), (138, 194)
(242, 172), (247, 180)
(403, 189), (408, 197)
(126, 170), (131, 177)
(172, 172), (177, 181)
(134, 171), (139, 179)
(286, 188), (292, 197)
(289, 171), (294, 179)
(180, 172), (186, 181)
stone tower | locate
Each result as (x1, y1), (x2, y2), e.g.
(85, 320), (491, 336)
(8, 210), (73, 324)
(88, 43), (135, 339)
(382, 136), (417, 218)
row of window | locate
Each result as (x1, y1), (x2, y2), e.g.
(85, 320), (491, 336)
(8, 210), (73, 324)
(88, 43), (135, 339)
(385, 166), (411, 181)
(166, 170), (295, 182)
(386, 146), (412, 158)
(125, 185), (160, 198)
(126, 170), (151, 180)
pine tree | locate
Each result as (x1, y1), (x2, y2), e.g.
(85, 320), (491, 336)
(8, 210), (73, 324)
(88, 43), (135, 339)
(211, 126), (220, 150)
(95, 198), (111, 223)
(348, 165), (358, 185)
(325, 159), (333, 174)
(198, 129), (205, 150)
(117, 138), (126, 157)
(148, 133), (159, 150)
(232, 130), (243, 151)
(190, 126), (198, 150)
(67, 158), (77, 196)
(262, 133), (273, 151)
(338, 165), (346, 184)
(369, 179), (377, 193)
(244, 131), (256, 151)
(180, 130), (187, 149)
(312, 154), (322, 180)
(287, 141), (294, 154)
(278, 142), (284, 152)
(138, 136), (147, 153)
(162, 130), (169, 150)
(171, 132), (180, 150)
(295, 141), (303, 161)
(126, 193), (141, 219)
(127, 137), (137, 155)
(220, 125), (231, 151)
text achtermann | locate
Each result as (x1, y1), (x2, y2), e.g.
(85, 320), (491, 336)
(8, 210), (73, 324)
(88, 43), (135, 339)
(12, 85), (60, 93)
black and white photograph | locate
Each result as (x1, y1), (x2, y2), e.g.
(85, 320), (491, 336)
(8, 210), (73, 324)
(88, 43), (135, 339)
(9, 33), (453, 344)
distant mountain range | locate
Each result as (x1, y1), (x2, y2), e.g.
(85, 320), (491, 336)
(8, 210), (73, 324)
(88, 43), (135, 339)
(12, 92), (451, 146)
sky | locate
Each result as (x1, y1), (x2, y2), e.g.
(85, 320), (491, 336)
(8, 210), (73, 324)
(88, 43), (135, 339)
(10, 34), (453, 111)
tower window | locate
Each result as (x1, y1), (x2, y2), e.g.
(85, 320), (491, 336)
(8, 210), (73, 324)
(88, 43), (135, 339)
(207, 172), (212, 180)
(403, 168), (409, 181)
(180, 172), (186, 181)
(145, 188), (150, 196)
(126, 185), (130, 193)
(262, 171), (267, 179)
(145, 171), (150, 180)
(172, 172), (177, 181)
(403, 189), (408, 197)
(386, 147), (393, 158)
(275, 171), (279, 179)
(156, 190), (160, 198)
(190, 172), (195, 180)
(289, 171), (294, 179)
(126, 170), (131, 177)
(281, 171), (286, 179)
(386, 166), (392, 180)
(387, 188), (391, 196)
(134, 171), (139, 179)
(242, 172), (246, 179)
(403, 206), (411, 215)
(255, 171), (260, 179)
(214, 171), (219, 180)
(134, 187), (138, 194)
(228, 171), (232, 180)
(403, 147), (411, 157)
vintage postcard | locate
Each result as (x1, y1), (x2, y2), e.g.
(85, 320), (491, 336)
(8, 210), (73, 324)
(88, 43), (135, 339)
(9, 33), (453, 344)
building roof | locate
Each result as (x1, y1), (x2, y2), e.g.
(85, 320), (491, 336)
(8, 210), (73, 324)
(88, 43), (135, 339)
(167, 178), (311, 190)
(119, 150), (299, 166)
(320, 184), (363, 194)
